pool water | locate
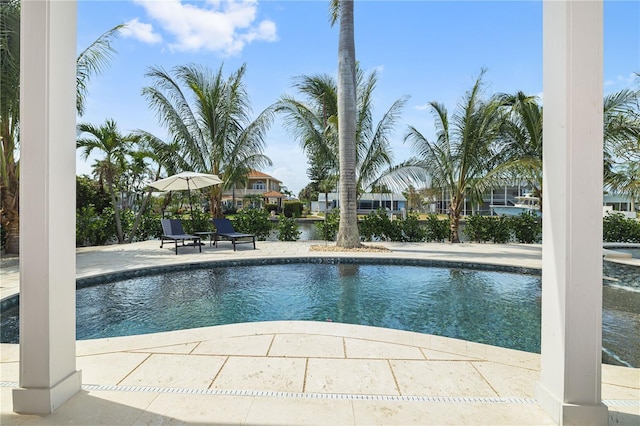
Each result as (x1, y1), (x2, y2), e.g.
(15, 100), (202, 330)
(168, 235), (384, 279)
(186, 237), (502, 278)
(1, 263), (638, 367)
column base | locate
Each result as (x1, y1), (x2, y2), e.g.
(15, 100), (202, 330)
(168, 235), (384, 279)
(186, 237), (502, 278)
(13, 370), (82, 414)
(536, 381), (609, 425)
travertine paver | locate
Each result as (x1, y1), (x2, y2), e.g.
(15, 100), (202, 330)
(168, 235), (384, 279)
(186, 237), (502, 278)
(119, 353), (226, 389)
(211, 356), (306, 392)
(305, 358), (399, 395)
(390, 360), (498, 397)
(268, 333), (345, 358)
(344, 338), (425, 359)
(77, 352), (152, 385)
(192, 334), (274, 356)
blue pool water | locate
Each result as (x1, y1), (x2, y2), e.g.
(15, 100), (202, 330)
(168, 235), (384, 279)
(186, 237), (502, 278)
(1, 262), (638, 367)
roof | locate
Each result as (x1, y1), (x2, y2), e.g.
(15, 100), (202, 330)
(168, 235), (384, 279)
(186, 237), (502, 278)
(263, 191), (284, 198)
(247, 170), (282, 182)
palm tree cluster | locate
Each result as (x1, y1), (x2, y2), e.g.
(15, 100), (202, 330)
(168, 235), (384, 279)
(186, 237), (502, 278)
(3, 0), (639, 251)
(140, 63), (273, 219)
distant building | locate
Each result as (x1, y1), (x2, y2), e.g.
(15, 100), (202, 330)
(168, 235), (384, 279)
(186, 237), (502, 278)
(312, 192), (407, 218)
(221, 170), (286, 210)
(430, 184), (636, 217)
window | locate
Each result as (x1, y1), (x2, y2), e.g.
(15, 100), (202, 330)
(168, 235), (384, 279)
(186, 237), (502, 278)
(253, 181), (265, 190)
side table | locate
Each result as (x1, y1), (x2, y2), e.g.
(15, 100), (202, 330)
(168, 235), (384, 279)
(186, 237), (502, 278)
(195, 231), (216, 247)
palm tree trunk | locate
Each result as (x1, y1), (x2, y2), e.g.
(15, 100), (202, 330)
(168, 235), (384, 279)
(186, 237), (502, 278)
(1, 186), (19, 254)
(335, 0), (361, 248)
(449, 196), (462, 243)
(106, 173), (125, 244)
(128, 165), (162, 243)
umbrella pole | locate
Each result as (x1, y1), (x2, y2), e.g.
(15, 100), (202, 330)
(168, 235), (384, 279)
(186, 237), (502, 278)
(187, 179), (195, 233)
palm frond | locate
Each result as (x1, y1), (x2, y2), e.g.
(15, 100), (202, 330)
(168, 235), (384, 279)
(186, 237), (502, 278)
(76, 24), (124, 115)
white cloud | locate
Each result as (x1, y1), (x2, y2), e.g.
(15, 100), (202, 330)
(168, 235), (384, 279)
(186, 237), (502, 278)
(415, 103), (431, 111)
(121, 18), (162, 44)
(133, 0), (277, 56)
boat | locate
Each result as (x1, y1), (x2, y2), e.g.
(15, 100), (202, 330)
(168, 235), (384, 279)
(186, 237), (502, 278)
(491, 194), (541, 217)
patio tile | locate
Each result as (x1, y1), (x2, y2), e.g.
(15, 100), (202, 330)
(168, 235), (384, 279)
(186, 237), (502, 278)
(212, 356), (306, 392)
(472, 361), (539, 397)
(353, 400), (555, 425)
(390, 360), (497, 397)
(119, 353), (226, 389)
(602, 382), (640, 401)
(602, 364), (640, 390)
(608, 406), (640, 424)
(421, 348), (481, 361)
(0, 344), (18, 362)
(352, 400), (460, 425)
(245, 397), (355, 425)
(8, 389), (158, 426)
(77, 352), (150, 385)
(344, 338), (425, 360)
(130, 342), (198, 354)
(193, 334), (274, 356)
(133, 394), (253, 425)
(268, 333), (345, 358)
(305, 358), (398, 395)
(0, 361), (18, 382)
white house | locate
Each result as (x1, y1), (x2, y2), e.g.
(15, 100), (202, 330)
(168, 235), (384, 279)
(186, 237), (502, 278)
(312, 192), (407, 218)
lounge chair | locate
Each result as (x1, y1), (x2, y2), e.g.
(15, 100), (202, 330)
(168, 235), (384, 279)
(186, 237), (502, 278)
(213, 218), (256, 251)
(160, 219), (202, 255)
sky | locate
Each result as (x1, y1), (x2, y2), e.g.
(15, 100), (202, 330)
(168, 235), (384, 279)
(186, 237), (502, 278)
(76, 0), (640, 196)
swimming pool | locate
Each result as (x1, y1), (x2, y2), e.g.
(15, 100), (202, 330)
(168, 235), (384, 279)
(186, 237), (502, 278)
(1, 259), (638, 368)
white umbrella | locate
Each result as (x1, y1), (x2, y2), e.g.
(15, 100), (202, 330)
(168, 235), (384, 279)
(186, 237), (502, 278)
(149, 171), (223, 229)
(149, 171), (223, 192)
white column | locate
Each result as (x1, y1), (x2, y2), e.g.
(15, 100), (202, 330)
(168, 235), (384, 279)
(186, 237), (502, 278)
(537, 1), (607, 424)
(13, 0), (81, 414)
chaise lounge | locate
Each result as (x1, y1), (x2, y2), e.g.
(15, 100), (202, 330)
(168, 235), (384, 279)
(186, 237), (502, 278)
(213, 218), (256, 251)
(160, 218), (202, 255)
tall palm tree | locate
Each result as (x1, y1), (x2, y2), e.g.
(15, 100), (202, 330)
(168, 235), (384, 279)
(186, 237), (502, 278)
(395, 72), (505, 242)
(77, 119), (137, 244)
(142, 63), (272, 217)
(333, 0), (360, 248)
(0, 0), (123, 253)
(277, 67), (407, 199)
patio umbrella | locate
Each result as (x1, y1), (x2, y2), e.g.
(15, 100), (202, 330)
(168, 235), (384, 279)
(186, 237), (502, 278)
(149, 171), (223, 229)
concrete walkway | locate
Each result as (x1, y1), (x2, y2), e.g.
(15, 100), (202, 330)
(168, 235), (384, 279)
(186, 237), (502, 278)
(1, 241), (638, 425)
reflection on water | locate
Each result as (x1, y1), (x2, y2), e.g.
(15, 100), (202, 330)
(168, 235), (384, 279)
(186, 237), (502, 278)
(602, 285), (640, 367)
(268, 220), (323, 241)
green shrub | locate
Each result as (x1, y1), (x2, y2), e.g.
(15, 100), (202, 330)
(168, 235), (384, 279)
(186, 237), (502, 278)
(232, 208), (272, 240)
(135, 208), (163, 241)
(491, 215), (512, 243)
(464, 214), (492, 243)
(603, 213), (640, 242)
(76, 205), (111, 246)
(277, 215), (301, 241)
(360, 209), (390, 241)
(509, 211), (542, 243)
(424, 214), (450, 242)
(401, 212), (426, 242)
(316, 209), (340, 241)
(464, 215), (512, 243)
(283, 201), (304, 218)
